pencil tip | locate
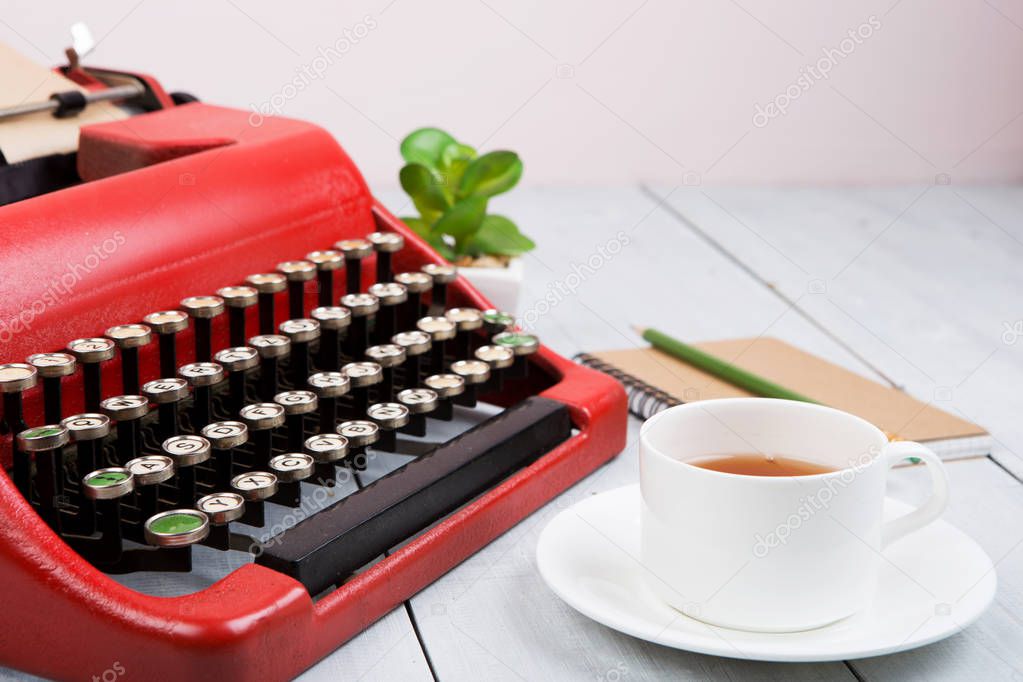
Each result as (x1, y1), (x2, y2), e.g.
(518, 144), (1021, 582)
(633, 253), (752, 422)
(631, 324), (647, 335)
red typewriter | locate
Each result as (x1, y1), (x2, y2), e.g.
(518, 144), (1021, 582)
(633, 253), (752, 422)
(0, 58), (627, 680)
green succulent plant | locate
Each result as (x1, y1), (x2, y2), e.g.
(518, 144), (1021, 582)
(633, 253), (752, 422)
(398, 127), (535, 262)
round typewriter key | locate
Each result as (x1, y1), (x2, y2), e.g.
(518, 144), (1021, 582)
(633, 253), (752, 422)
(269, 452), (315, 482)
(492, 331), (539, 355)
(342, 361), (383, 387)
(62, 413), (109, 484)
(450, 359), (490, 408)
(305, 433), (349, 463)
(368, 282), (407, 342)
(143, 377), (189, 439)
(335, 238), (374, 294)
(27, 353), (76, 423)
(417, 316), (456, 374)
(144, 310), (190, 377)
(280, 318), (320, 384)
(246, 272), (288, 334)
(126, 454), (175, 486)
(278, 260), (317, 318)
(482, 309), (516, 334)
(337, 419), (379, 448)
(202, 421), (248, 488)
(421, 263), (457, 313)
(250, 334), (291, 400)
(311, 305), (352, 330)
(240, 402), (286, 466)
(83, 467), (134, 500)
(340, 293), (379, 317)
(369, 231), (404, 284)
(367, 402), (409, 451)
(340, 292), (378, 357)
(107, 325), (151, 393)
(179, 361), (224, 430)
(475, 344), (515, 369)
(392, 330), (432, 357)
(144, 509), (210, 547)
(18, 425), (70, 530)
(196, 492), (245, 525)
(312, 305), (352, 370)
(16, 424), (69, 452)
(275, 390), (318, 451)
(231, 471), (278, 501)
(394, 271), (433, 327)
(307, 249), (344, 306)
(309, 371), (349, 432)
(445, 307), (483, 332)
(218, 285), (259, 345)
(1, 363), (38, 491)
(162, 434), (212, 467)
(368, 282), (407, 305)
(366, 344), (406, 367)
(215, 346), (259, 413)
(424, 373), (465, 421)
(397, 388), (439, 414)
(100, 394), (149, 463)
(68, 338), (115, 412)
(181, 296), (225, 362)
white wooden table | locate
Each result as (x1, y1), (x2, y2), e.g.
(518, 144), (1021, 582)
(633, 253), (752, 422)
(4, 186), (1021, 681)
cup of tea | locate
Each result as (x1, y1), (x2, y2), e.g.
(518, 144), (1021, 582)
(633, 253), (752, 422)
(639, 398), (949, 632)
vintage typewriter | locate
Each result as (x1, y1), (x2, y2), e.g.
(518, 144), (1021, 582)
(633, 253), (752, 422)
(0, 57), (627, 680)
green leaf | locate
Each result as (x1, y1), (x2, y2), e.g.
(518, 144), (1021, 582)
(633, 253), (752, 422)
(433, 197), (487, 254)
(400, 128), (457, 169)
(439, 142), (477, 193)
(399, 163), (451, 220)
(400, 216), (432, 239)
(457, 151), (523, 199)
(402, 216), (455, 259)
(468, 214), (535, 256)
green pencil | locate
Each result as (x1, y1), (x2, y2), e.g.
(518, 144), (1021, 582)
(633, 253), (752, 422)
(634, 326), (819, 404)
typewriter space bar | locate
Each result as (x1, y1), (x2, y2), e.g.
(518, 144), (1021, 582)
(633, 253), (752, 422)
(256, 397), (572, 594)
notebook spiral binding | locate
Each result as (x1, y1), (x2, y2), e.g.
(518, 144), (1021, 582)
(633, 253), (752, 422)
(574, 353), (681, 420)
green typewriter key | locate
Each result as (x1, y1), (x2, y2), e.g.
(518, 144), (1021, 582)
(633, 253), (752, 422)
(365, 344), (406, 401)
(162, 434), (211, 505)
(304, 433), (349, 486)
(396, 387), (438, 437)
(391, 330), (432, 389)
(142, 377), (189, 440)
(335, 238), (373, 294)
(450, 359), (490, 408)
(178, 361), (225, 430)
(1, 363), (37, 497)
(217, 285), (259, 347)
(368, 231), (404, 283)
(481, 309), (516, 335)
(311, 305), (352, 371)
(239, 402), (286, 468)
(230, 471), (278, 528)
(99, 394), (149, 464)
(368, 282), (407, 344)
(340, 293), (379, 359)
(394, 271), (433, 329)
(214, 346), (260, 414)
(269, 452), (315, 506)
(306, 249), (344, 308)
(474, 344), (515, 393)
(249, 334), (291, 401)
(180, 295), (225, 363)
(17, 425), (70, 531)
(105, 324), (152, 394)
(493, 331), (539, 379)
(82, 467), (134, 564)
(423, 373), (465, 421)
(277, 260), (317, 319)
(308, 371), (350, 434)
(143, 509), (209, 548)
(416, 316), (456, 374)
(342, 361), (382, 418)
(125, 454), (175, 519)
(196, 491), (245, 550)
(421, 263), (457, 314)
(61, 413), (110, 536)
(274, 390), (318, 452)
(67, 338), (115, 412)
(336, 420), (379, 471)
(245, 272), (288, 335)
(445, 307), (483, 360)
(279, 318), (321, 386)
(366, 402), (409, 452)
(143, 310), (190, 378)
(202, 421), (248, 489)
(27, 353), (76, 424)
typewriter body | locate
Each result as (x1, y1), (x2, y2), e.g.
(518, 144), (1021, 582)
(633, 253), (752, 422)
(0, 64), (627, 680)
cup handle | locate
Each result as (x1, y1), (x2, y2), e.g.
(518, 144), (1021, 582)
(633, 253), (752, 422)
(880, 441), (950, 549)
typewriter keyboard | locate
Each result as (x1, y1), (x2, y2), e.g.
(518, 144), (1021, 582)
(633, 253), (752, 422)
(1, 231), (570, 598)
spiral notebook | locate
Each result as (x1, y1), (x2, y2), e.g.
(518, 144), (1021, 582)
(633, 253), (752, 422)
(576, 337), (990, 460)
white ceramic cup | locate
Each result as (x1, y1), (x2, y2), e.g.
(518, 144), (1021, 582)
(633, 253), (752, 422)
(639, 398), (949, 632)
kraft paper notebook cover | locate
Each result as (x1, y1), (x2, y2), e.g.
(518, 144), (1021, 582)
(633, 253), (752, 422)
(576, 337), (990, 460)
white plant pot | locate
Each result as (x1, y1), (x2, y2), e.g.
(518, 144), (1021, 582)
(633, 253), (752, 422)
(458, 257), (525, 314)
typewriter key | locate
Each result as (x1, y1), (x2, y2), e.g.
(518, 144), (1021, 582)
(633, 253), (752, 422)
(450, 359), (490, 408)
(394, 271), (433, 328)
(27, 353), (76, 423)
(196, 491), (245, 525)
(100, 395), (149, 464)
(306, 250), (344, 307)
(217, 285), (259, 346)
(231, 471), (278, 527)
(493, 331), (539, 378)
(365, 344), (406, 400)
(423, 373), (465, 421)
(305, 433), (349, 484)
(214, 346), (260, 414)
(126, 454), (175, 518)
(340, 293), (379, 358)
(61, 413), (110, 485)
(397, 387), (439, 436)
(82, 467), (133, 564)
(144, 509), (210, 548)
(445, 307), (483, 358)
(311, 305), (352, 370)
(269, 453), (315, 505)
(421, 263), (457, 313)
(417, 316), (456, 374)
(249, 334), (291, 401)
(274, 390), (318, 452)
(202, 421), (248, 489)
(342, 361), (383, 417)
(142, 378), (190, 439)
(308, 371), (350, 434)
(246, 273), (288, 334)
(474, 344), (515, 392)
(179, 362), (225, 430)
(163, 434), (211, 505)
(240, 403), (286, 467)
(368, 282), (407, 343)
(180, 296), (225, 363)
(1, 363), (37, 495)
(335, 239), (373, 294)
(368, 231), (404, 283)
(17, 425), (70, 530)
(105, 324), (152, 394)
(482, 309), (516, 334)
(67, 338), (115, 412)
(392, 330), (432, 388)
(279, 319), (321, 385)
(83, 467), (134, 500)
(143, 310), (189, 378)
(336, 420), (379, 470)
(277, 260), (317, 319)
(366, 402), (409, 452)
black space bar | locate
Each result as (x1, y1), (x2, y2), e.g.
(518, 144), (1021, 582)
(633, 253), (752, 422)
(256, 396), (572, 594)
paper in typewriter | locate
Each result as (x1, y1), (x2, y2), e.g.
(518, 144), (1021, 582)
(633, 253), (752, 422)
(587, 337), (990, 459)
(0, 42), (128, 164)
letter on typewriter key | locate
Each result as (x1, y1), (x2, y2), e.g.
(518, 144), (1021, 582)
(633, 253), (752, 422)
(239, 403), (286, 467)
(178, 361), (225, 430)
(27, 353), (76, 423)
(180, 296), (226, 363)
(143, 310), (190, 378)
(304, 433), (349, 485)
(249, 334), (291, 401)
(126, 454), (175, 518)
(336, 420), (379, 470)
(196, 491), (246, 525)
(162, 434), (211, 505)
(421, 263), (458, 314)
(217, 286), (259, 346)
(100, 395), (149, 464)
(335, 239), (374, 294)
(274, 390), (318, 452)
(231, 471), (278, 527)
(142, 378), (190, 440)
(308, 371), (350, 434)
(246, 273), (288, 335)
(306, 250), (344, 307)
(277, 260), (317, 319)
(67, 338), (116, 412)
(366, 402), (410, 452)
(144, 509), (210, 548)
(368, 231), (404, 283)
(269, 453), (315, 506)
(201, 420), (248, 489)
(311, 305), (352, 371)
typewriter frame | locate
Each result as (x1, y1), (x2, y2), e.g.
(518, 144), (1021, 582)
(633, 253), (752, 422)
(0, 73), (627, 681)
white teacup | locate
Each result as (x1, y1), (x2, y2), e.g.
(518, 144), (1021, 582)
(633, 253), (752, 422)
(639, 398), (949, 632)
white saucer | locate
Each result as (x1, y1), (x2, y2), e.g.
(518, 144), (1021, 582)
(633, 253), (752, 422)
(537, 485), (996, 662)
